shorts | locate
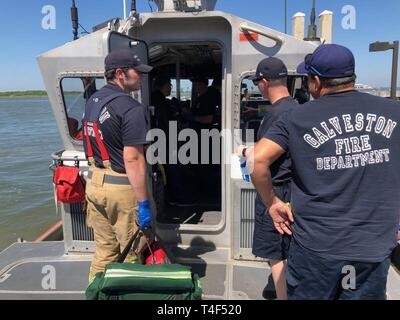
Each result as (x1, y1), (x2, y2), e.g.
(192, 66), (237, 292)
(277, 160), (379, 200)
(286, 238), (391, 300)
(252, 183), (291, 261)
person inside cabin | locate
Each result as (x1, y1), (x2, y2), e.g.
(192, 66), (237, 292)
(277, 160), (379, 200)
(151, 75), (196, 208)
(186, 76), (222, 199)
(190, 76), (221, 127)
(151, 75), (181, 136)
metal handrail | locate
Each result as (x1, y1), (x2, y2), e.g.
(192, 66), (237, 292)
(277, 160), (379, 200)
(49, 150), (87, 172)
(240, 24), (284, 46)
(51, 150), (87, 162)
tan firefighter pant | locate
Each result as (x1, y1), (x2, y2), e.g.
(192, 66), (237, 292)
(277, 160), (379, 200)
(85, 162), (155, 282)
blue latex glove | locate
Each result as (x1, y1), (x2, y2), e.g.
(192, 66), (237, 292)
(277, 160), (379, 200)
(138, 200), (153, 229)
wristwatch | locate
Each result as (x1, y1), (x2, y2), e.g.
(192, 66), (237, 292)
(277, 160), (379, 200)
(242, 147), (247, 158)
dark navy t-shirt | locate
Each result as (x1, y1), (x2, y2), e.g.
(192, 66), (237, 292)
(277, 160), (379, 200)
(192, 86), (221, 117)
(87, 84), (149, 174)
(264, 90), (400, 262)
(257, 96), (297, 185)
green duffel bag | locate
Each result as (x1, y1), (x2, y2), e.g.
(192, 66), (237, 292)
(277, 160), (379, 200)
(86, 229), (202, 300)
(86, 263), (202, 300)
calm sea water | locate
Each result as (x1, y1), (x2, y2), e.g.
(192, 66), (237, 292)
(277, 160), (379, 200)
(0, 97), (61, 251)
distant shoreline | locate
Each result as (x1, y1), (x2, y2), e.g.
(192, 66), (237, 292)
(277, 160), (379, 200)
(0, 91), (48, 97)
(0, 91), (81, 98)
(0, 89), (398, 99)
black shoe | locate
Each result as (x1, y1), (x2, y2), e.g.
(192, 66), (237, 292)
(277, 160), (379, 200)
(262, 287), (277, 300)
(262, 273), (277, 300)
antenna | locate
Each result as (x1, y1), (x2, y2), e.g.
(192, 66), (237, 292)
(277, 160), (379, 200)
(284, 0), (288, 34)
(71, 0), (79, 40)
(123, 0), (127, 19)
(309, 0), (316, 38)
(305, 0), (320, 41)
(131, 0), (137, 12)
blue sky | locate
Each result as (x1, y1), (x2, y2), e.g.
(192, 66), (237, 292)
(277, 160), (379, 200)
(0, 0), (399, 91)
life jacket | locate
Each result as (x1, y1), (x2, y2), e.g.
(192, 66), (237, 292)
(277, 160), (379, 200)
(53, 166), (85, 204)
(82, 91), (129, 166)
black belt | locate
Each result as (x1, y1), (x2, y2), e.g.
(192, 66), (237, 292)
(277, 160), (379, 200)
(87, 170), (131, 185)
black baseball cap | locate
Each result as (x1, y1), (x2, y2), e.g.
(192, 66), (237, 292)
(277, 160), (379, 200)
(297, 44), (355, 78)
(249, 57), (288, 81)
(154, 75), (172, 88)
(105, 49), (153, 73)
(191, 76), (209, 85)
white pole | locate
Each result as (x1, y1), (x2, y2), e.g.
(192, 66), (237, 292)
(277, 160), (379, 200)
(123, 0), (127, 19)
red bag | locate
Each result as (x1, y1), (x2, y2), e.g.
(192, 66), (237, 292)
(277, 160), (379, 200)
(53, 166), (85, 204)
(143, 241), (168, 265)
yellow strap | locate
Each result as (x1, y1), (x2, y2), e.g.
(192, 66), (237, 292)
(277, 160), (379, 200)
(157, 163), (167, 186)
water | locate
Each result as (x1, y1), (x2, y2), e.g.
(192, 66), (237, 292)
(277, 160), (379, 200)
(0, 97), (62, 251)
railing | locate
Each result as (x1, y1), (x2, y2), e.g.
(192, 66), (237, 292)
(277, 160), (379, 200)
(49, 150), (87, 172)
(240, 24), (284, 46)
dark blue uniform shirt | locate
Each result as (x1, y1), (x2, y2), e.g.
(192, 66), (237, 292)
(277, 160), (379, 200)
(265, 90), (400, 262)
(86, 84), (149, 174)
(192, 86), (221, 117)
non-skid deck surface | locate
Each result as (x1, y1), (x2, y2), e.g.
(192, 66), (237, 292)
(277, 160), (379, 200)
(0, 242), (399, 300)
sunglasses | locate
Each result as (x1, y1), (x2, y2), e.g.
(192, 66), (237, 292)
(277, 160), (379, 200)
(252, 78), (263, 86)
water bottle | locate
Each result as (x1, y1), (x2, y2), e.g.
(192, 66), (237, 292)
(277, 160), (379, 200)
(239, 156), (250, 182)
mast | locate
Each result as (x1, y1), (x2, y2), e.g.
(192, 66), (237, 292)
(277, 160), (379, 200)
(131, 0), (137, 13)
(71, 0), (79, 40)
(305, 0), (320, 41)
(284, 0), (288, 34)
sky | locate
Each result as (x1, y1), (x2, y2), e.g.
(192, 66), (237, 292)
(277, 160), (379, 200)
(0, 0), (399, 91)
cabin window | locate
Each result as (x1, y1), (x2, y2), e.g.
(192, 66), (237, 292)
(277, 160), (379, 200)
(170, 79), (193, 102)
(156, 78), (190, 101)
(240, 75), (309, 143)
(60, 77), (106, 141)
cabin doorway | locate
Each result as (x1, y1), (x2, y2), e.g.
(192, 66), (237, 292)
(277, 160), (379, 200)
(148, 42), (223, 227)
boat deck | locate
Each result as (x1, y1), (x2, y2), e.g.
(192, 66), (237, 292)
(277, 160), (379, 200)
(0, 242), (272, 300)
(0, 241), (399, 300)
(0, 242), (89, 300)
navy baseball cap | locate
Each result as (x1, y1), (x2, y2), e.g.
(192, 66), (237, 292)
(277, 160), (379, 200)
(249, 57), (288, 81)
(105, 49), (153, 73)
(297, 44), (355, 78)
(191, 76), (209, 85)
